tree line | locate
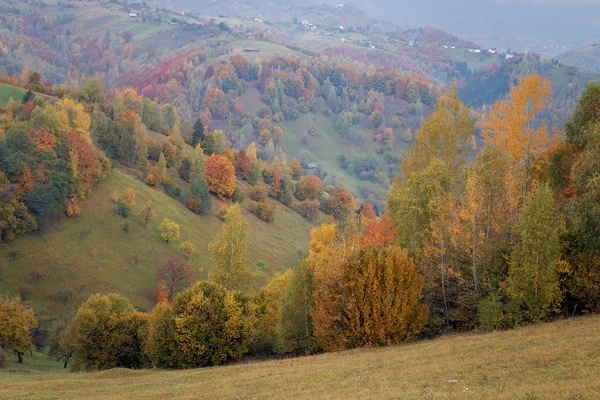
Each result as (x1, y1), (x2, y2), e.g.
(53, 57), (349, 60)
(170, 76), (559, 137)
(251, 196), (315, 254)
(2, 75), (599, 371)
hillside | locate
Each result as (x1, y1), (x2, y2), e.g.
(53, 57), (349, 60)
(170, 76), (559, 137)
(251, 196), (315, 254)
(557, 44), (600, 74)
(0, 167), (313, 319)
(0, 83), (25, 107)
(2, 315), (599, 399)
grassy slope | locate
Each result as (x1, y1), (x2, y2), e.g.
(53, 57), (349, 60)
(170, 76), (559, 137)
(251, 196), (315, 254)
(0, 168), (312, 319)
(238, 83), (422, 197)
(0, 83), (26, 107)
(2, 315), (599, 399)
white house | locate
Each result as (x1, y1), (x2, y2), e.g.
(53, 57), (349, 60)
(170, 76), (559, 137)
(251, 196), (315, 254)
(506, 53), (515, 59)
(129, 13), (137, 18)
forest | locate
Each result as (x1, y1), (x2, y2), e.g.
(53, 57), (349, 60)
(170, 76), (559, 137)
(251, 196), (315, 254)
(0, 1), (599, 391)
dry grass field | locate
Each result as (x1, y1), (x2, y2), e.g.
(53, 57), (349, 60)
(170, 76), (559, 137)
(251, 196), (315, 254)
(1, 315), (598, 399)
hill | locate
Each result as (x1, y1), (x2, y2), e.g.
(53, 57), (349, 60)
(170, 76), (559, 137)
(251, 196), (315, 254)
(0, 83), (25, 107)
(2, 315), (599, 399)
(556, 44), (600, 74)
(0, 167), (313, 319)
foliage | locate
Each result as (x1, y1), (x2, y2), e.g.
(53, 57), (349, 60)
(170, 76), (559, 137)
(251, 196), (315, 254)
(159, 218), (180, 243)
(0, 295), (36, 363)
(145, 281), (257, 368)
(278, 260), (320, 355)
(180, 240), (196, 258)
(205, 154), (236, 199)
(506, 184), (564, 323)
(156, 255), (194, 301)
(209, 204), (252, 291)
(63, 294), (147, 371)
(138, 200), (156, 227)
(295, 175), (323, 201)
(253, 269), (294, 355)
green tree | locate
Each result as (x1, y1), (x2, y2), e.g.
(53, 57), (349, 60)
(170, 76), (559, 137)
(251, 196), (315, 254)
(191, 117), (205, 147)
(186, 176), (211, 215)
(117, 112), (148, 166)
(277, 260), (320, 355)
(63, 294), (147, 370)
(208, 204), (251, 291)
(0, 296), (36, 363)
(506, 184), (564, 323)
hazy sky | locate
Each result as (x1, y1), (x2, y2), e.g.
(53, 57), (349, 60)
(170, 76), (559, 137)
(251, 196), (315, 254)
(337, 0), (600, 42)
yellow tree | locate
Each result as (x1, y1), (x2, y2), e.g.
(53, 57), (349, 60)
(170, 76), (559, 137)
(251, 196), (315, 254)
(159, 219), (180, 243)
(208, 204), (251, 291)
(342, 245), (428, 348)
(138, 200), (156, 227)
(401, 83), (474, 181)
(121, 187), (136, 207)
(482, 75), (560, 198)
(0, 296), (36, 363)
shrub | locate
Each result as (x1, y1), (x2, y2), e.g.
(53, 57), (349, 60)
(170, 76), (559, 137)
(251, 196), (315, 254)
(145, 281), (257, 368)
(116, 203), (129, 217)
(63, 294), (147, 370)
(478, 294), (506, 331)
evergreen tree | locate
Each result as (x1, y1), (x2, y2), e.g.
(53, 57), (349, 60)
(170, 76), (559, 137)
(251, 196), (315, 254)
(22, 90), (34, 104)
(191, 117), (205, 147)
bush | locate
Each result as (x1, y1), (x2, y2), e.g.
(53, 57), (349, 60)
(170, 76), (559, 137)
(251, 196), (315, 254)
(231, 185), (246, 203)
(163, 182), (181, 199)
(122, 222), (130, 232)
(116, 203), (129, 217)
(145, 281), (257, 368)
(249, 201), (275, 223)
(478, 295), (506, 331)
(63, 294), (147, 370)
(250, 183), (268, 202)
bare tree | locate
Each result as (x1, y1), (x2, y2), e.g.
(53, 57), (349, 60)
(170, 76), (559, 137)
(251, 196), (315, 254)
(156, 255), (194, 300)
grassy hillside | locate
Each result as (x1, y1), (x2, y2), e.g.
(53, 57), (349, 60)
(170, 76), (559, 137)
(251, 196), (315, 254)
(0, 83), (26, 107)
(2, 315), (599, 399)
(0, 168), (313, 319)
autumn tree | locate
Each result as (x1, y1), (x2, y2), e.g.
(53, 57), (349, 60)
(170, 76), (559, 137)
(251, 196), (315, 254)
(159, 219), (180, 243)
(506, 184), (564, 323)
(253, 269), (294, 355)
(145, 281), (257, 368)
(235, 149), (253, 180)
(289, 159), (303, 180)
(401, 83), (474, 181)
(121, 187), (136, 207)
(295, 175), (323, 201)
(482, 75), (558, 198)
(63, 294), (147, 370)
(117, 111), (148, 166)
(156, 255), (194, 301)
(338, 245), (427, 349)
(180, 240), (196, 258)
(208, 204), (251, 291)
(324, 186), (355, 226)
(138, 200), (156, 227)
(0, 296), (36, 363)
(205, 154), (236, 198)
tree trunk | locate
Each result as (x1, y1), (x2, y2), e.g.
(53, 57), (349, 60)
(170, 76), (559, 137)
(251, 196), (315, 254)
(17, 351), (23, 364)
